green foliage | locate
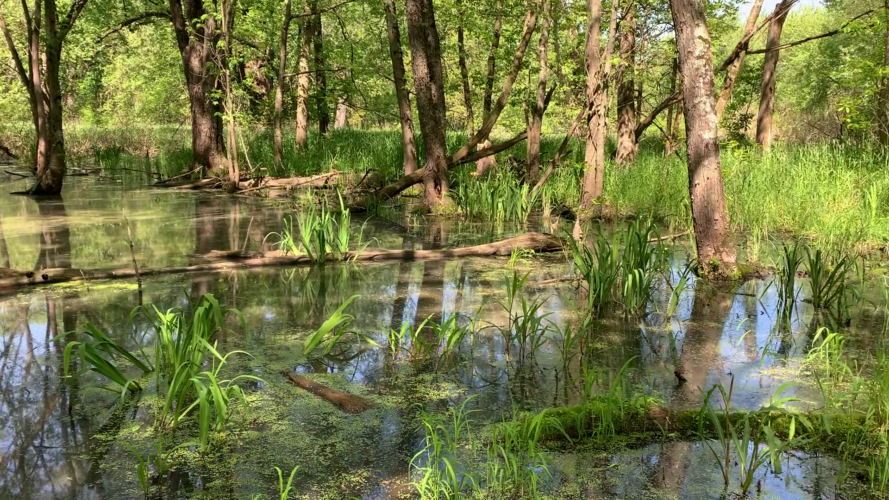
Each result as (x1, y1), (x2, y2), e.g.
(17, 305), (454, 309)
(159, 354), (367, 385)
(268, 192), (365, 263)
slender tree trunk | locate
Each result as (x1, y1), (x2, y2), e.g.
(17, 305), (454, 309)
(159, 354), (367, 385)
(334, 96), (349, 129)
(221, 0), (239, 186)
(715, 0), (764, 123)
(170, 0), (227, 176)
(665, 57), (682, 154)
(615, 6), (637, 165)
(878, 0), (889, 144)
(383, 0), (419, 175)
(669, 0), (738, 278)
(273, 0), (293, 167)
(295, 6), (313, 149)
(578, 0), (619, 219)
(311, 1), (329, 135)
(457, 0), (474, 136)
(755, 0), (792, 150)
(527, 0), (551, 183)
(406, 0), (450, 210)
(476, 0), (502, 175)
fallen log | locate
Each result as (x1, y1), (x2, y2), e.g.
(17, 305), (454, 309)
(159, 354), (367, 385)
(0, 232), (566, 293)
(282, 371), (376, 414)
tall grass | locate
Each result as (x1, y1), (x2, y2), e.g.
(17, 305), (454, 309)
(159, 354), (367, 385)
(267, 192), (365, 263)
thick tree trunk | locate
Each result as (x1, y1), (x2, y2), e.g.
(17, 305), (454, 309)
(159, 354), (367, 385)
(334, 97), (349, 129)
(879, 0), (889, 145)
(669, 0), (738, 278)
(295, 6), (313, 149)
(311, 2), (329, 135)
(405, 0), (450, 210)
(475, 0), (502, 175)
(170, 0), (227, 176)
(382, 0), (419, 175)
(615, 6), (637, 165)
(527, 0), (551, 183)
(457, 0), (474, 136)
(715, 0), (764, 124)
(755, 0), (792, 150)
(273, 0), (292, 167)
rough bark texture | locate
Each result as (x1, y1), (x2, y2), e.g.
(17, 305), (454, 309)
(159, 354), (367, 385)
(0, 233), (565, 293)
(405, 0), (450, 210)
(615, 6), (637, 165)
(879, 0), (889, 144)
(755, 0), (792, 150)
(476, 0), (502, 175)
(334, 96), (349, 129)
(295, 5), (313, 149)
(170, 0), (227, 176)
(715, 0), (764, 124)
(383, 0), (419, 175)
(527, 0), (551, 183)
(669, 0), (738, 279)
(273, 0), (293, 166)
(0, 0), (87, 194)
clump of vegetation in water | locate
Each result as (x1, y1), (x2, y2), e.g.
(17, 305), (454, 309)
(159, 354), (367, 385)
(267, 191), (367, 263)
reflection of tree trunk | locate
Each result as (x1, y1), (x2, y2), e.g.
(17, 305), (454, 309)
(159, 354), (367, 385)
(755, 0), (792, 150)
(651, 441), (690, 495)
(675, 284), (737, 404)
(391, 236), (416, 329)
(0, 209), (10, 268)
(192, 197), (229, 299)
(35, 199), (71, 271)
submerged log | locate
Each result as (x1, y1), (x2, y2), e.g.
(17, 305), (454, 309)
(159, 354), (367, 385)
(282, 371), (376, 414)
(156, 171), (365, 192)
(0, 232), (566, 293)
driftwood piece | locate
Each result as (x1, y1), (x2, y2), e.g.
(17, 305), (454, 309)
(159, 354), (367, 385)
(0, 232), (566, 293)
(156, 171), (359, 191)
(282, 371), (376, 414)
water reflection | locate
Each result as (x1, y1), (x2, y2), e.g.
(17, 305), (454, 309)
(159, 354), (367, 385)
(0, 181), (883, 498)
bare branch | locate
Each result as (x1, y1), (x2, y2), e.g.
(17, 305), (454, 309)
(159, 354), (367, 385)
(746, 10), (874, 55)
(96, 11), (170, 43)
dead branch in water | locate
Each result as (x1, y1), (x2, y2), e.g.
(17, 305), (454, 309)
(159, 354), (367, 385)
(282, 371), (375, 414)
(0, 233), (566, 294)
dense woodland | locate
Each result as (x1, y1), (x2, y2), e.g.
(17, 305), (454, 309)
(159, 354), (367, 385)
(0, 0), (887, 278)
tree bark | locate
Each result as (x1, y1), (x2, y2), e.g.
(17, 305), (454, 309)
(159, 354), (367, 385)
(295, 5), (313, 149)
(527, 0), (551, 183)
(578, 0), (619, 221)
(755, 0), (792, 150)
(334, 96), (349, 129)
(715, 0), (764, 124)
(405, 0), (450, 210)
(615, 6), (637, 165)
(273, 0), (293, 167)
(457, 0), (474, 136)
(475, 0), (502, 175)
(311, 1), (329, 135)
(169, 0), (227, 176)
(879, 0), (889, 145)
(669, 0), (738, 278)
(382, 0), (419, 175)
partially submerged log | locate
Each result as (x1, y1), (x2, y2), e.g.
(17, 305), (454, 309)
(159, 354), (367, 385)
(0, 232), (566, 293)
(157, 171), (363, 192)
(282, 371), (376, 414)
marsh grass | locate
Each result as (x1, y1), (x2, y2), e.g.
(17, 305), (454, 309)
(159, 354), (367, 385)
(775, 242), (805, 327)
(267, 192), (366, 263)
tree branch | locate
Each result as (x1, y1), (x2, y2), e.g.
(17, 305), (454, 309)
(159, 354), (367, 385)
(0, 6), (29, 89)
(96, 11), (170, 43)
(291, 0), (353, 18)
(746, 10), (874, 55)
(635, 92), (682, 140)
(717, 0), (800, 72)
(60, 0), (89, 39)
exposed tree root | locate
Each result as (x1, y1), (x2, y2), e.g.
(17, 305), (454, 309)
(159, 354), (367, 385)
(0, 232), (565, 293)
(282, 371), (376, 414)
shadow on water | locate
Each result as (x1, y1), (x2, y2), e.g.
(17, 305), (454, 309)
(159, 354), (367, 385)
(0, 179), (885, 498)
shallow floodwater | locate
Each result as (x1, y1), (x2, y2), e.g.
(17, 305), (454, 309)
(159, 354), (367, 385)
(0, 173), (886, 499)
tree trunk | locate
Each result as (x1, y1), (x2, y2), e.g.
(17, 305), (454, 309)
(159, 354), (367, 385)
(615, 6), (637, 165)
(755, 0), (792, 150)
(578, 0), (619, 221)
(221, 0), (239, 186)
(405, 0), (450, 210)
(170, 0), (227, 176)
(715, 0), (764, 124)
(879, 0), (889, 145)
(457, 0), (474, 136)
(311, 1), (329, 135)
(669, 0), (738, 278)
(273, 0), (292, 167)
(383, 0), (419, 175)
(476, 0), (502, 175)
(527, 0), (551, 183)
(334, 96), (349, 129)
(295, 5), (313, 149)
